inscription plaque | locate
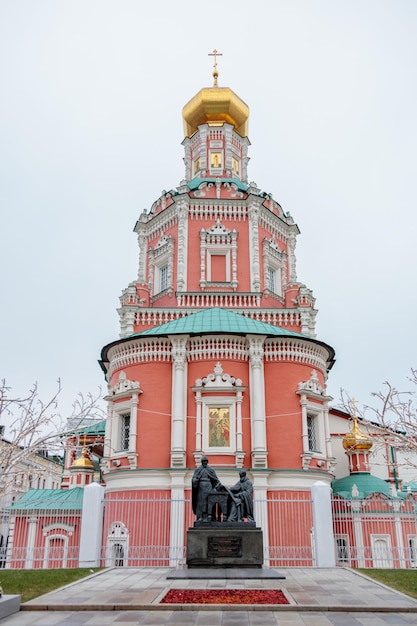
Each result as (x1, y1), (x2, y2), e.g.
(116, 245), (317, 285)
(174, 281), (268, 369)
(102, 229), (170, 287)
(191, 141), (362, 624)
(207, 536), (242, 558)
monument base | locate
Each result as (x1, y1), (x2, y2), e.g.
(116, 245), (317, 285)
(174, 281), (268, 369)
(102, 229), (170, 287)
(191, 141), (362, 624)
(186, 524), (263, 568)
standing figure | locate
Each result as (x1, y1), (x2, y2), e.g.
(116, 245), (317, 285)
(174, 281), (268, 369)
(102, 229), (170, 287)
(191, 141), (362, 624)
(228, 470), (254, 522)
(192, 456), (221, 522)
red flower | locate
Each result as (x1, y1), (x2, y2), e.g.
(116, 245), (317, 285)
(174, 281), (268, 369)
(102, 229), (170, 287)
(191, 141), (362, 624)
(161, 589), (289, 604)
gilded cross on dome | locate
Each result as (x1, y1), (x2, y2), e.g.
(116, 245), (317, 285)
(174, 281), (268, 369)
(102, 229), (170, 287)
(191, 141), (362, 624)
(208, 48), (223, 87)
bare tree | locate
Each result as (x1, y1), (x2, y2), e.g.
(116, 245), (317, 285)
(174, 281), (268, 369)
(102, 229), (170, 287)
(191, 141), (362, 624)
(340, 368), (417, 471)
(0, 379), (105, 498)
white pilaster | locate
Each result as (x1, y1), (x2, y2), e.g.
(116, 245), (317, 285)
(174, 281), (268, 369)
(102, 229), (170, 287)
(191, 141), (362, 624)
(248, 201), (261, 291)
(248, 335), (268, 468)
(25, 516), (38, 569)
(170, 335), (189, 468)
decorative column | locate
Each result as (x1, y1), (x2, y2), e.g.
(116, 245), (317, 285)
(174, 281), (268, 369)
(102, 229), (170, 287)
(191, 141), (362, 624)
(176, 201), (188, 292)
(248, 335), (268, 468)
(351, 500), (365, 567)
(137, 233), (147, 284)
(248, 201), (261, 292)
(287, 230), (297, 284)
(393, 501), (406, 568)
(170, 335), (188, 468)
(25, 516), (38, 569)
(199, 229), (207, 289)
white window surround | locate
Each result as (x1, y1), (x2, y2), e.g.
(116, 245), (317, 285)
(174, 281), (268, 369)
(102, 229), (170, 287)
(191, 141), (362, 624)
(43, 529), (73, 568)
(202, 399), (236, 454)
(199, 221), (238, 290)
(262, 237), (286, 298)
(206, 249), (230, 282)
(105, 371), (142, 466)
(193, 362), (246, 468)
(148, 234), (174, 297)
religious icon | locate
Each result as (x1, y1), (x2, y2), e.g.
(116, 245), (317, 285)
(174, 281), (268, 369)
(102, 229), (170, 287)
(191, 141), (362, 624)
(211, 152), (222, 169)
(208, 407), (230, 447)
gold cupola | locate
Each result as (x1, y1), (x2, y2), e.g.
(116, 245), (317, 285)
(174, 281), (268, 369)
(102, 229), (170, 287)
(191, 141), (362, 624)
(71, 448), (94, 469)
(342, 418), (373, 451)
(182, 50), (249, 138)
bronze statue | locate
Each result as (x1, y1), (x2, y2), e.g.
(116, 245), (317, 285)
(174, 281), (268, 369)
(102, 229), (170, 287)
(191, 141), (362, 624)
(192, 456), (221, 522)
(192, 460), (255, 524)
(228, 470), (254, 522)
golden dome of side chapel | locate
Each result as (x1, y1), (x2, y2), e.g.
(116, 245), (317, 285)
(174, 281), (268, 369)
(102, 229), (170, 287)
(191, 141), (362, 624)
(71, 448), (94, 469)
(342, 418), (373, 451)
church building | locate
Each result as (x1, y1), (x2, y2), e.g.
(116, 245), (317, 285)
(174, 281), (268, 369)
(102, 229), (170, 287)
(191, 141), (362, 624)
(6, 58), (417, 570)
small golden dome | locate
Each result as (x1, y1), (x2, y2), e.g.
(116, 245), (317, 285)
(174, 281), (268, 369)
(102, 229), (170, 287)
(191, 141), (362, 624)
(71, 448), (94, 469)
(182, 86), (249, 138)
(343, 419), (373, 451)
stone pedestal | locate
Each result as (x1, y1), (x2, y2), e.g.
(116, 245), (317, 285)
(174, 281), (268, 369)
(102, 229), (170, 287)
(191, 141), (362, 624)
(186, 522), (263, 568)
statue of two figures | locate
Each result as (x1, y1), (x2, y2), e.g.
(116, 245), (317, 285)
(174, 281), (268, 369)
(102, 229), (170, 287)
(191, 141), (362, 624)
(192, 456), (255, 523)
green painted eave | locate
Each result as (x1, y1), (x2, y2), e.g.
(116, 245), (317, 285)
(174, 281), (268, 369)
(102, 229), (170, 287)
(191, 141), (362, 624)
(188, 177), (248, 192)
(73, 420), (105, 436)
(8, 487), (84, 511)
(130, 308), (308, 339)
(331, 473), (393, 499)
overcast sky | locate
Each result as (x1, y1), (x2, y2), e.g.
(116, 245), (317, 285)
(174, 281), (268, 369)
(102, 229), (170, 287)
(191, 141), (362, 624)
(1, 0), (416, 424)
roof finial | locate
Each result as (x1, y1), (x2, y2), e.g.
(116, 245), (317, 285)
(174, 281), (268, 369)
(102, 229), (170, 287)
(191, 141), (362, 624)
(208, 48), (222, 87)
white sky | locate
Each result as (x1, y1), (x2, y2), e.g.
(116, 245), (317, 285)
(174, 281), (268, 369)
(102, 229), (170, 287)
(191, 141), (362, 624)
(1, 0), (416, 422)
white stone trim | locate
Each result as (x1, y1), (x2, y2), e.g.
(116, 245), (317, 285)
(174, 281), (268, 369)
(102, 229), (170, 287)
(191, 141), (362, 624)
(264, 338), (330, 371)
(189, 336), (247, 362)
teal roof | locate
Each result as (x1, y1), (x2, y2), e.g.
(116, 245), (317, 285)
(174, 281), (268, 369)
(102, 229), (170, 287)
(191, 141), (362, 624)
(73, 420), (105, 436)
(131, 308), (307, 339)
(9, 488), (84, 511)
(188, 177), (248, 192)
(332, 473), (392, 499)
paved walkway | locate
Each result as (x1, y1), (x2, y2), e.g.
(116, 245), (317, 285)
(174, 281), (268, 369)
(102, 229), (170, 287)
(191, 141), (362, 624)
(1, 567), (417, 625)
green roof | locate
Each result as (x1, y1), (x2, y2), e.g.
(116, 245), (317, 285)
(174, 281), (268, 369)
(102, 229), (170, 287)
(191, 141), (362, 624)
(9, 488), (84, 511)
(188, 177), (248, 192)
(331, 473), (393, 499)
(131, 308), (307, 339)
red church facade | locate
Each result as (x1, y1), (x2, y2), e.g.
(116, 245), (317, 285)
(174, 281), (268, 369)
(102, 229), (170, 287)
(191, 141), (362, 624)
(5, 69), (417, 570)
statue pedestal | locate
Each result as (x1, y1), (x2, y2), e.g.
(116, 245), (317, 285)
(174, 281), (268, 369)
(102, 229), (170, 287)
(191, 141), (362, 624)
(186, 522), (263, 568)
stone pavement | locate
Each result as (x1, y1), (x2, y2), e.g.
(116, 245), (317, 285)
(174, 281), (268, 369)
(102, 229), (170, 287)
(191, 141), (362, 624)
(1, 567), (417, 625)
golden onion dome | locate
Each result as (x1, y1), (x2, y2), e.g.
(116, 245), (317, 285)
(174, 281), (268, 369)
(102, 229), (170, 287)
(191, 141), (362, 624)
(182, 86), (249, 138)
(71, 448), (94, 469)
(343, 419), (373, 451)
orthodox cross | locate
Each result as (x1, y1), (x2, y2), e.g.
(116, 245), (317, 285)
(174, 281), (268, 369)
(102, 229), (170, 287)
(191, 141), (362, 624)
(208, 48), (222, 87)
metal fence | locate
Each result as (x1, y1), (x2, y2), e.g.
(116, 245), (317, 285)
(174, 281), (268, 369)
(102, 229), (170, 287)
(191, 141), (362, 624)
(3, 492), (417, 569)
(100, 492), (315, 568)
(332, 495), (417, 569)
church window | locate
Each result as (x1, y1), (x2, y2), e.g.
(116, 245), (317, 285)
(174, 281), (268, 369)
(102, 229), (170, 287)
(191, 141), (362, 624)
(210, 152), (222, 169)
(307, 413), (319, 452)
(262, 238), (285, 298)
(160, 265), (168, 292)
(267, 266), (276, 292)
(120, 414), (130, 451)
(208, 252), (228, 282)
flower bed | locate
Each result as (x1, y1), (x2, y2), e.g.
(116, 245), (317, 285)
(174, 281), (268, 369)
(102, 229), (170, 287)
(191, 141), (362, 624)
(161, 589), (289, 604)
